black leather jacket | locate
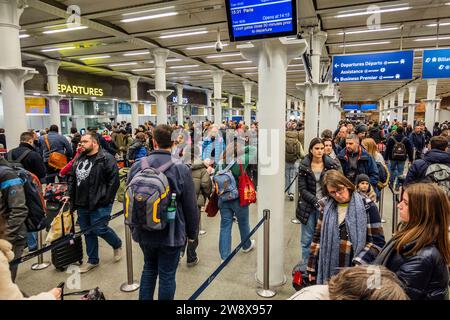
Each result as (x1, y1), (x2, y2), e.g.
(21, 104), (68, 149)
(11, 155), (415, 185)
(384, 242), (449, 300)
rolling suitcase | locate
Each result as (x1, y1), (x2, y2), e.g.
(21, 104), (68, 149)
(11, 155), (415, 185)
(51, 202), (83, 271)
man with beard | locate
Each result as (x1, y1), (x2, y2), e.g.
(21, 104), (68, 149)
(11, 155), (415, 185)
(66, 132), (122, 273)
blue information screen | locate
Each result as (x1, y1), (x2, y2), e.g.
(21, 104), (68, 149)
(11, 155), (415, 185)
(343, 104), (359, 111)
(118, 102), (131, 115)
(361, 104), (378, 111)
(332, 50), (414, 83)
(225, 0), (297, 42)
(422, 48), (450, 79)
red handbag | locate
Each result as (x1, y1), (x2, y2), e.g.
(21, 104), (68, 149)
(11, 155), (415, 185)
(238, 163), (257, 206)
(205, 192), (219, 217)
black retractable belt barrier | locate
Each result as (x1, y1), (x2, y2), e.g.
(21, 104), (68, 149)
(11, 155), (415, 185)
(189, 212), (267, 300)
(9, 210), (124, 267)
(285, 173), (299, 193)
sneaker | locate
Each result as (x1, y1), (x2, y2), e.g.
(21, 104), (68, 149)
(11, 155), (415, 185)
(289, 194), (294, 201)
(199, 230), (207, 236)
(113, 247), (122, 262)
(381, 219), (387, 223)
(242, 239), (255, 253)
(79, 263), (99, 274)
(187, 257), (199, 267)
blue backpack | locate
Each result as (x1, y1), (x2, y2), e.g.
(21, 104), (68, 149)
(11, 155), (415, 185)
(135, 146), (148, 160)
(124, 159), (174, 231)
(213, 161), (239, 202)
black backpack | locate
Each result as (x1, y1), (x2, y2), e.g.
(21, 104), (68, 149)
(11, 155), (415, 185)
(391, 137), (407, 161)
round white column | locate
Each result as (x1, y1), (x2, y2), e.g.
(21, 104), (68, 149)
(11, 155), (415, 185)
(128, 76), (140, 131)
(0, 0), (37, 148)
(228, 94), (234, 122)
(43, 60), (61, 129)
(176, 84), (184, 126)
(241, 38), (307, 286)
(424, 79), (440, 131)
(407, 84), (418, 127)
(286, 97), (292, 122)
(149, 48), (172, 125)
(390, 95), (396, 122)
(303, 31), (327, 147)
(212, 70), (226, 125)
(205, 90), (213, 121)
(397, 89), (405, 123)
(243, 81), (253, 125)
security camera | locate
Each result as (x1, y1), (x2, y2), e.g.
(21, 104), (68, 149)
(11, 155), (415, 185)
(215, 41), (224, 53)
(215, 27), (223, 52)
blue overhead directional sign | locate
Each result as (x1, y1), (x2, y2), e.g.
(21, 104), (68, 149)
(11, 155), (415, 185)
(332, 50), (414, 83)
(422, 48), (450, 79)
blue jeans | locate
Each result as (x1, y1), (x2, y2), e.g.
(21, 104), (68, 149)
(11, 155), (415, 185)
(301, 210), (319, 266)
(389, 160), (406, 187)
(285, 162), (297, 195)
(138, 244), (181, 300)
(27, 232), (37, 250)
(219, 199), (251, 260)
(77, 204), (122, 264)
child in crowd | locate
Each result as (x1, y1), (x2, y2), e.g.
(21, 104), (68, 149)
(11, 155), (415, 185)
(355, 174), (377, 202)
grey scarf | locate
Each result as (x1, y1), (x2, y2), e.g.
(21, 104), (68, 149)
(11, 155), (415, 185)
(317, 192), (368, 284)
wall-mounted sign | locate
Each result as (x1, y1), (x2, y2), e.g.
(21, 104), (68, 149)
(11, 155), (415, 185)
(422, 48), (450, 79)
(118, 102), (132, 114)
(58, 84), (104, 96)
(332, 50), (414, 83)
(172, 96), (189, 104)
(25, 97), (48, 114)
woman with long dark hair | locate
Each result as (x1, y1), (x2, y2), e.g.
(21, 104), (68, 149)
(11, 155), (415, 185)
(297, 138), (340, 268)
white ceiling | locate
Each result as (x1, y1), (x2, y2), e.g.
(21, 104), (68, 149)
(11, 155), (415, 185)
(17, 0), (450, 104)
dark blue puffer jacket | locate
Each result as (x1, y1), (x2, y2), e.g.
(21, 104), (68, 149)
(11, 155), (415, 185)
(383, 242), (449, 300)
(405, 149), (450, 185)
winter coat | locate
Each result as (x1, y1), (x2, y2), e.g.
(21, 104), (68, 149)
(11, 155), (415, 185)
(191, 160), (213, 207)
(409, 132), (426, 153)
(127, 150), (199, 247)
(0, 159), (28, 245)
(297, 155), (340, 224)
(384, 133), (414, 162)
(338, 147), (380, 189)
(69, 149), (119, 211)
(377, 240), (449, 300)
(39, 131), (73, 162)
(307, 196), (385, 275)
(0, 240), (55, 300)
(405, 149), (450, 185)
(127, 140), (148, 162)
(8, 142), (46, 180)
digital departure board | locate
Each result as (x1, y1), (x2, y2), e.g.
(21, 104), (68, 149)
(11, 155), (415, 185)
(225, 0), (297, 42)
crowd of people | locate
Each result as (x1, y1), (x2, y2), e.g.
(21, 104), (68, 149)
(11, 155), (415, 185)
(0, 115), (448, 301)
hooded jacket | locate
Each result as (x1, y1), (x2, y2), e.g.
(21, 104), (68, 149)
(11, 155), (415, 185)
(0, 159), (28, 245)
(405, 149), (450, 185)
(384, 133), (414, 162)
(8, 142), (46, 180)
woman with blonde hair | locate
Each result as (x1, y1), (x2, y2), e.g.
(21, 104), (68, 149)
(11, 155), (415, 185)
(362, 138), (385, 165)
(374, 183), (449, 300)
(307, 170), (385, 284)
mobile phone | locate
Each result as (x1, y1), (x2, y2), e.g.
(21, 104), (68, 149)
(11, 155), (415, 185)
(57, 282), (65, 289)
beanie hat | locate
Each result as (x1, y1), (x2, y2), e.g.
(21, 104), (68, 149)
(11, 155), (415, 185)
(355, 174), (370, 186)
(355, 124), (368, 134)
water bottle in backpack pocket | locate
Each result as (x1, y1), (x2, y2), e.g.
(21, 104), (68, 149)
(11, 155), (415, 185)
(124, 159), (174, 231)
